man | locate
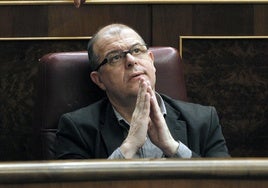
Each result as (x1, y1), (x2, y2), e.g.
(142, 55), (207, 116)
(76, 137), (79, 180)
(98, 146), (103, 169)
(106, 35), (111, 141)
(54, 24), (229, 159)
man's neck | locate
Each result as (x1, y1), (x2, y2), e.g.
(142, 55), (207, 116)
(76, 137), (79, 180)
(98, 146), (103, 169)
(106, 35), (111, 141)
(108, 96), (136, 124)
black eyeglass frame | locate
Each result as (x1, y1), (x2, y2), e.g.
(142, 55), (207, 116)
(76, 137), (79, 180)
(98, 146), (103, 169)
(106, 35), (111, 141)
(94, 44), (148, 71)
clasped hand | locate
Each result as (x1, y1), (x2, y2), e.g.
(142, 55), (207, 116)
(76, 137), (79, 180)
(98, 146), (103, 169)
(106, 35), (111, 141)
(120, 79), (179, 158)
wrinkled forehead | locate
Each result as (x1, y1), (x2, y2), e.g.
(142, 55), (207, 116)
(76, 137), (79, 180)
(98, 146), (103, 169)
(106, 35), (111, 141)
(94, 28), (144, 56)
(98, 26), (142, 41)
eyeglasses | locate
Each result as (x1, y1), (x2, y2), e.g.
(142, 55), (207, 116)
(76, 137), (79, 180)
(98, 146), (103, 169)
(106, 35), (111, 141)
(95, 44), (148, 71)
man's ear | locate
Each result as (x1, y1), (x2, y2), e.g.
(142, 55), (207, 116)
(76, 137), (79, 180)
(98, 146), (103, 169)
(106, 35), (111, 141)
(148, 50), (154, 63)
(90, 71), (106, 91)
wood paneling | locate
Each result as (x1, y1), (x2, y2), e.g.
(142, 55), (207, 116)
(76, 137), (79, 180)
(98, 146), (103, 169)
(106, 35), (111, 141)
(150, 4), (267, 48)
(0, 6), (48, 37)
(0, 159), (268, 187)
(192, 4), (254, 35)
(152, 5), (193, 48)
(0, 159), (268, 182)
(47, 4), (151, 42)
(0, 4), (267, 43)
(254, 5), (268, 35)
(0, 4), (151, 40)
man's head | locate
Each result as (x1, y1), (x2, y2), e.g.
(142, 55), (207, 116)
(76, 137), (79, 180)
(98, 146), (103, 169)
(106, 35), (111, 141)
(88, 24), (156, 105)
(87, 24), (147, 71)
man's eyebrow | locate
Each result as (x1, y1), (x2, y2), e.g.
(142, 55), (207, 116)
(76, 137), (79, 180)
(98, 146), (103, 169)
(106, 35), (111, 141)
(104, 43), (142, 57)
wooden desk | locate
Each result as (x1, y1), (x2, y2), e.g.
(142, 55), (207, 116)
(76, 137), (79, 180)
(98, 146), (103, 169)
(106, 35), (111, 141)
(0, 159), (268, 188)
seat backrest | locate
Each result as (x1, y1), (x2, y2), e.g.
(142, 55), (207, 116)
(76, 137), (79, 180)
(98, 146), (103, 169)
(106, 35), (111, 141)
(33, 47), (187, 159)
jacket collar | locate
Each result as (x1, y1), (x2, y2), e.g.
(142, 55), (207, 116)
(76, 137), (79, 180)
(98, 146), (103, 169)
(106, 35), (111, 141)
(100, 102), (125, 155)
(164, 101), (188, 145)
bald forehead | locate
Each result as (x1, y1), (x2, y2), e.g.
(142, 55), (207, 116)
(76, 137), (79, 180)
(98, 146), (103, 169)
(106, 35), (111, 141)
(96, 26), (142, 44)
(99, 25), (127, 36)
(93, 25), (145, 56)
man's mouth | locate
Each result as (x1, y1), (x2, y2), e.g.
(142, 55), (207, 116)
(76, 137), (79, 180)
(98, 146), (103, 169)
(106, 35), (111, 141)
(129, 72), (145, 80)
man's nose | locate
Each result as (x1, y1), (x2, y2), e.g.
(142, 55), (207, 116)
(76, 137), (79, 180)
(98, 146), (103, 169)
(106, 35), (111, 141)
(125, 53), (137, 68)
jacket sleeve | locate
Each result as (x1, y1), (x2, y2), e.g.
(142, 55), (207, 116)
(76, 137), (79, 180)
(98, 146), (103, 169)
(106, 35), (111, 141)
(199, 107), (230, 157)
(54, 114), (91, 159)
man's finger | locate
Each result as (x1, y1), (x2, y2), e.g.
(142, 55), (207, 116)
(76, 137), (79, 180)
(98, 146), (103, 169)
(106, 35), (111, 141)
(74, 0), (86, 8)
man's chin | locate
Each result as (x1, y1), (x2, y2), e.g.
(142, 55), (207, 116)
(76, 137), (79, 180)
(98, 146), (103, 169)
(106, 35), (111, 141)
(127, 88), (139, 97)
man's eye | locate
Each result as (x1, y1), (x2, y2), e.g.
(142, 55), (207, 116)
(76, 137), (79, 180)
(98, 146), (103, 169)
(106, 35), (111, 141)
(109, 54), (121, 64)
(132, 48), (142, 55)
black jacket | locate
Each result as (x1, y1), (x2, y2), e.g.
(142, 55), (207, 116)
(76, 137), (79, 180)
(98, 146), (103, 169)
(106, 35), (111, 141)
(54, 94), (229, 159)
